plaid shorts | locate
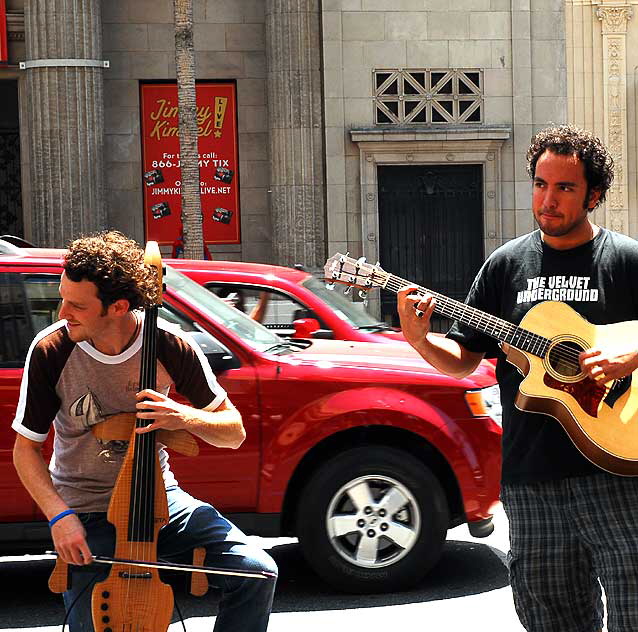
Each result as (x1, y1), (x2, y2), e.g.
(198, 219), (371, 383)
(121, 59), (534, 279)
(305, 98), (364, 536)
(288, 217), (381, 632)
(501, 474), (638, 632)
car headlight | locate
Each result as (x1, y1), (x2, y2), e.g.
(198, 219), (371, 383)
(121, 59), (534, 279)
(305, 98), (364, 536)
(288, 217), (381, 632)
(464, 384), (502, 427)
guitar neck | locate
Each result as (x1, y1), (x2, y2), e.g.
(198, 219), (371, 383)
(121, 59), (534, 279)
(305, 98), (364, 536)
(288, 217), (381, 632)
(382, 272), (551, 358)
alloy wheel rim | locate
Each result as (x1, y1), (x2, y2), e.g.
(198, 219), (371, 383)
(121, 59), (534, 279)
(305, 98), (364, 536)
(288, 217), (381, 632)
(326, 474), (421, 569)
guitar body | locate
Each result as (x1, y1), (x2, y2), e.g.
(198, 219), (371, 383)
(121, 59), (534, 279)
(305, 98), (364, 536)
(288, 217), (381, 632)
(506, 301), (638, 475)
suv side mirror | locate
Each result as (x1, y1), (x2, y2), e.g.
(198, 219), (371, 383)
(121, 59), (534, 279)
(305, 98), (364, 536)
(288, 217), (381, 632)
(292, 318), (334, 340)
(292, 318), (320, 338)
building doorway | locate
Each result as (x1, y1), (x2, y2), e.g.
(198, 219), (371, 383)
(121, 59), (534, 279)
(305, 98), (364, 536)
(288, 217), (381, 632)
(378, 164), (484, 332)
(0, 81), (22, 237)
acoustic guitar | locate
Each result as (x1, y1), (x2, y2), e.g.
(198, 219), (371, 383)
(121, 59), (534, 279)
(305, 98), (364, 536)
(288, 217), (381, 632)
(325, 253), (638, 476)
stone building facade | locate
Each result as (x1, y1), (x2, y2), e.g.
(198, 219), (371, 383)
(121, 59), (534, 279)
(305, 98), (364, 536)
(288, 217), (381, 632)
(0, 1), (630, 318)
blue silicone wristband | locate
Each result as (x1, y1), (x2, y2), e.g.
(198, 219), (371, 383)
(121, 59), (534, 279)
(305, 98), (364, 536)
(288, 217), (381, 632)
(48, 509), (76, 528)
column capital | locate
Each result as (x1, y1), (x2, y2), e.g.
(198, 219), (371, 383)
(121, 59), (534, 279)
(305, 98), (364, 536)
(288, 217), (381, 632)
(596, 5), (633, 34)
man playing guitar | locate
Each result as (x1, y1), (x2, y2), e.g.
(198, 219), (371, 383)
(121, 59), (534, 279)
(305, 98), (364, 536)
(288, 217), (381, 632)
(398, 125), (638, 632)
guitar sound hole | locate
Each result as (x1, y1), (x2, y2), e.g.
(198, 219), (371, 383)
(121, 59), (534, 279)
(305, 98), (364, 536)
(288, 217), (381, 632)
(548, 341), (584, 378)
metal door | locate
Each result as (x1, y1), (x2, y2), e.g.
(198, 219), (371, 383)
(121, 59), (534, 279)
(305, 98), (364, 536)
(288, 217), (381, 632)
(0, 81), (22, 236)
(378, 164), (484, 332)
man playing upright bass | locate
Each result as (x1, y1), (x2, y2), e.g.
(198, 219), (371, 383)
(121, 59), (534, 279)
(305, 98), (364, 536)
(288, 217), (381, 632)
(12, 231), (277, 631)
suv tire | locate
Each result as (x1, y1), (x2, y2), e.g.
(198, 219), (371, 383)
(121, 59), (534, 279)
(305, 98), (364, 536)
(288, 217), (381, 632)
(296, 445), (449, 593)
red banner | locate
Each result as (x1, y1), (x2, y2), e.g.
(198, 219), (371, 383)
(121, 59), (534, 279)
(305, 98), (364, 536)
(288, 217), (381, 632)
(0, 0), (8, 63)
(140, 82), (240, 245)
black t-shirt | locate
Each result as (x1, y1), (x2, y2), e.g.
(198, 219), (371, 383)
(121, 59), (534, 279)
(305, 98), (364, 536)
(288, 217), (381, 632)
(447, 228), (638, 484)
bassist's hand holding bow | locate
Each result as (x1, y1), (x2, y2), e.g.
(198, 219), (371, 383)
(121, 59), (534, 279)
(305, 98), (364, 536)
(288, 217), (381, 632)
(50, 511), (92, 566)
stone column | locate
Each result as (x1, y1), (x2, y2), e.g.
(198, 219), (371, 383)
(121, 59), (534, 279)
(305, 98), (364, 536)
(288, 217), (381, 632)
(596, 4), (632, 233)
(24, 0), (106, 247)
(265, 0), (326, 269)
(510, 0), (534, 235)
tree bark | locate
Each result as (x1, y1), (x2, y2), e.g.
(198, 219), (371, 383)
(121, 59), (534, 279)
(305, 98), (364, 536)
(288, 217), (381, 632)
(174, 0), (204, 259)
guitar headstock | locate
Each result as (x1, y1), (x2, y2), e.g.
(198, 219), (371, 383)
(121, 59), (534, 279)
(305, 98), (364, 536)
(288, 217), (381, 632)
(323, 253), (387, 290)
(143, 241), (164, 305)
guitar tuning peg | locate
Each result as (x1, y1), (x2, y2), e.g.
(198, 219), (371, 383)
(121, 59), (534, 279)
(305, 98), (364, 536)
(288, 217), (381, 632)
(356, 256), (366, 265)
(325, 282), (335, 290)
(358, 289), (367, 300)
(344, 285), (353, 295)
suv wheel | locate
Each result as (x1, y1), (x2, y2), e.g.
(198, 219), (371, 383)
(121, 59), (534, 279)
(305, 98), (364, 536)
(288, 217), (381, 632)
(296, 445), (449, 593)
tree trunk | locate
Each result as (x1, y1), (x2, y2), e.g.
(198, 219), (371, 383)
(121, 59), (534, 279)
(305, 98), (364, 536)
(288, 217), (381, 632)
(174, 0), (204, 259)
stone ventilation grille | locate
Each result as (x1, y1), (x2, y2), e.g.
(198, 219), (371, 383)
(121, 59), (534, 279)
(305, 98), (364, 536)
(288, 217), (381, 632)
(373, 69), (483, 125)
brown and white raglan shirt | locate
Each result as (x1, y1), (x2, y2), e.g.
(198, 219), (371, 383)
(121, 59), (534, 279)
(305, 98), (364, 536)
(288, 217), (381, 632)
(12, 315), (226, 512)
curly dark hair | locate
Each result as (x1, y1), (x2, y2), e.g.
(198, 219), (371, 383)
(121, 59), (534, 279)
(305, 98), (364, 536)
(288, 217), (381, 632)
(526, 125), (614, 209)
(63, 231), (160, 311)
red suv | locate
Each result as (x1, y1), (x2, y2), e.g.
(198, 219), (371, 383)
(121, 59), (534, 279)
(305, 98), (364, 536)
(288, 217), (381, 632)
(168, 258), (406, 342)
(0, 243), (501, 593)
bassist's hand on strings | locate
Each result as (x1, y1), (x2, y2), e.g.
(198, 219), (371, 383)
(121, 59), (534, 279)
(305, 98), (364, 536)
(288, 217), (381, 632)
(580, 347), (638, 384)
(135, 389), (190, 433)
(51, 513), (92, 566)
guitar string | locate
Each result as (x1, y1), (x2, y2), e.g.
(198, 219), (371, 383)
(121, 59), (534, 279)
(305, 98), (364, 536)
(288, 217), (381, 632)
(333, 263), (585, 372)
(131, 306), (153, 614)
(129, 308), (146, 613)
(128, 305), (156, 617)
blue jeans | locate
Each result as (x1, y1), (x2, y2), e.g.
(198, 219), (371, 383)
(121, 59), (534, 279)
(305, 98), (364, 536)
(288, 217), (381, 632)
(63, 487), (278, 632)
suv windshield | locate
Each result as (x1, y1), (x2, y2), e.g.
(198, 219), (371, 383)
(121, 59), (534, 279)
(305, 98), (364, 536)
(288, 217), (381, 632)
(165, 265), (282, 351)
(302, 276), (384, 328)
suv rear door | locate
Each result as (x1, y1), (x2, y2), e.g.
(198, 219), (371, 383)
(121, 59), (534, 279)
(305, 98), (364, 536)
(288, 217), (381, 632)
(0, 270), (61, 521)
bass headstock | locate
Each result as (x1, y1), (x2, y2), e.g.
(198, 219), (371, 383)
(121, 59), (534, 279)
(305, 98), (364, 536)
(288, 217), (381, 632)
(143, 241), (164, 305)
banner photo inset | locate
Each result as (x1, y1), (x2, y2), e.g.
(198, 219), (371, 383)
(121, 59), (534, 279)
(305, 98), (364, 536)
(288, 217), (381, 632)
(140, 82), (240, 245)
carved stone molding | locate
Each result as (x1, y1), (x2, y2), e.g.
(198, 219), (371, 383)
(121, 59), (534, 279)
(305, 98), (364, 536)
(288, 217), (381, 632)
(596, 6), (633, 34)
(597, 4), (632, 233)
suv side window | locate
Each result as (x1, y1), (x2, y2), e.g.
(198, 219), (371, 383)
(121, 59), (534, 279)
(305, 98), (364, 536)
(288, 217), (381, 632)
(207, 284), (318, 335)
(0, 274), (60, 366)
(159, 304), (240, 372)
